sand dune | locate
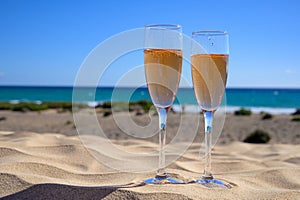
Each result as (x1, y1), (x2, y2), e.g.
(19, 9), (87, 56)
(1, 131), (300, 199)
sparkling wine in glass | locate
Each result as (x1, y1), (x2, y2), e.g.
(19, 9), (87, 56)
(191, 30), (230, 188)
(144, 24), (183, 184)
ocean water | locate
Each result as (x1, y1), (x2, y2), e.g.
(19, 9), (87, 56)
(0, 86), (299, 114)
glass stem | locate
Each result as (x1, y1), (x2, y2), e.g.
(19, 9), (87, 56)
(203, 110), (214, 179)
(156, 107), (168, 177)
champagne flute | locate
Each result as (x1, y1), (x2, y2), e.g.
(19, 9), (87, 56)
(191, 30), (230, 188)
(144, 24), (183, 184)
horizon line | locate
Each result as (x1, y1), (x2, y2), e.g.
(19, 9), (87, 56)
(0, 85), (299, 90)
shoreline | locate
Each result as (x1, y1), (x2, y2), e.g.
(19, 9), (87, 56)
(1, 100), (298, 115)
(1, 86), (300, 109)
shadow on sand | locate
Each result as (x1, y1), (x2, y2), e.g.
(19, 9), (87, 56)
(2, 182), (146, 200)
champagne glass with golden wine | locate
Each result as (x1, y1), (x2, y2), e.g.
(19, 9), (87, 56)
(144, 24), (183, 184)
(191, 30), (230, 188)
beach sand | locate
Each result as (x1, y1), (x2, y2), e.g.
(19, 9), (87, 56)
(0, 110), (300, 199)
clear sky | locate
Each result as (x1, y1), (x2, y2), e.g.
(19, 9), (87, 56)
(0, 0), (300, 88)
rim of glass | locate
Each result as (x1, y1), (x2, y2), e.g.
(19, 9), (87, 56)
(145, 24), (182, 30)
(192, 30), (228, 36)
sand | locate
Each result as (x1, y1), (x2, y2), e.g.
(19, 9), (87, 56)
(0, 110), (300, 199)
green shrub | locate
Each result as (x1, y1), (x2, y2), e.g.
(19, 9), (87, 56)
(234, 108), (252, 116)
(0, 102), (13, 110)
(130, 100), (153, 113)
(292, 116), (300, 122)
(0, 101), (79, 112)
(261, 113), (273, 120)
(102, 102), (112, 109)
(10, 102), (48, 112)
(100, 101), (153, 113)
(45, 102), (72, 111)
(243, 129), (271, 144)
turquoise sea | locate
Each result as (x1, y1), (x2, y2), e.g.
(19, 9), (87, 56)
(0, 86), (299, 114)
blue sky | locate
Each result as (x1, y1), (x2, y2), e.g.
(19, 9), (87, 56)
(0, 0), (300, 88)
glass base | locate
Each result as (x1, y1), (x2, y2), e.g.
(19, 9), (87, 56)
(196, 176), (231, 189)
(144, 174), (183, 184)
